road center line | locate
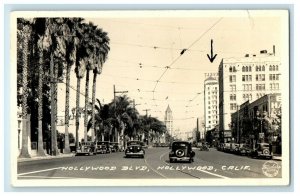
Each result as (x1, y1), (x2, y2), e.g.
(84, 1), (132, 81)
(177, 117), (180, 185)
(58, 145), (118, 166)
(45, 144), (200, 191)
(18, 167), (62, 176)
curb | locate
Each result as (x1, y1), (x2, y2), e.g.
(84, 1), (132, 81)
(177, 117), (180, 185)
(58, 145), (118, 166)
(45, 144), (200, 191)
(18, 154), (75, 163)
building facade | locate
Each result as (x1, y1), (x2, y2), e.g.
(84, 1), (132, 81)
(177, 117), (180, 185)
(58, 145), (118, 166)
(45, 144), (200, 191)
(218, 47), (281, 142)
(164, 105), (173, 136)
(231, 93), (281, 153)
(204, 74), (219, 132)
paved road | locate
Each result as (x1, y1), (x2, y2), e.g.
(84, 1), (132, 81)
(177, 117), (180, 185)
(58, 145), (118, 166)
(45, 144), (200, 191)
(17, 148), (281, 179)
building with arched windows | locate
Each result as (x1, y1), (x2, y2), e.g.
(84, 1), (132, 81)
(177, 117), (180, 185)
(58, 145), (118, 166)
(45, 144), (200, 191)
(218, 47), (281, 142)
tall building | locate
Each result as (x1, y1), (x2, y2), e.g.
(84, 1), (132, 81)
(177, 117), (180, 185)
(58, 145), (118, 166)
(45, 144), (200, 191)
(164, 105), (173, 136)
(218, 47), (281, 142)
(204, 73), (219, 132)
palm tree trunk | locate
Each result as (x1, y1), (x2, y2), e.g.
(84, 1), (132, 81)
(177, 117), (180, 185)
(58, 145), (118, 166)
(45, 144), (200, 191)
(75, 75), (81, 149)
(37, 49), (46, 156)
(50, 53), (59, 156)
(91, 71), (97, 142)
(64, 64), (71, 154)
(84, 70), (90, 142)
(19, 25), (31, 158)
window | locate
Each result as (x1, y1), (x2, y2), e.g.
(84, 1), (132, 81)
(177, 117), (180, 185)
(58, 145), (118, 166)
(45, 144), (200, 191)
(249, 66), (252, 72)
(230, 85), (236, 91)
(230, 103), (237, 110)
(230, 94), (236, 101)
(229, 66), (232, 72)
(262, 65), (265, 71)
(242, 75), (245, 81)
(245, 66), (249, 72)
(229, 75), (236, 82)
(276, 65), (278, 71)
(249, 84), (252, 90)
(276, 74), (279, 80)
(262, 74), (265, 81)
(256, 75), (259, 81)
(242, 66), (245, 72)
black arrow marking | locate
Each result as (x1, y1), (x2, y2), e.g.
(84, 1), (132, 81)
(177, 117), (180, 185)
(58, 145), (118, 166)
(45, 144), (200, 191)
(207, 39), (217, 63)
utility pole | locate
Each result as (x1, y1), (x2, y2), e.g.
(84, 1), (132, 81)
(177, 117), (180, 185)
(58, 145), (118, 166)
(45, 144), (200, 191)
(237, 105), (240, 144)
(133, 99), (141, 110)
(113, 85), (128, 145)
(197, 118), (199, 142)
(143, 109), (151, 145)
(143, 109), (150, 116)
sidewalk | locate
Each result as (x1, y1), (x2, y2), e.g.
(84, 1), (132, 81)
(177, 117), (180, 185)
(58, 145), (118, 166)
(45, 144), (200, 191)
(272, 154), (282, 161)
(18, 153), (75, 163)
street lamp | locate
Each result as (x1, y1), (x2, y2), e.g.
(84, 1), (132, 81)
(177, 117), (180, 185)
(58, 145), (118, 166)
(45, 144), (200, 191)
(256, 111), (264, 142)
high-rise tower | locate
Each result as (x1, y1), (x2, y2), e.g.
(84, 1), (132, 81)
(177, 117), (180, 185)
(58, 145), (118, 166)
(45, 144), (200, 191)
(164, 105), (173, 136)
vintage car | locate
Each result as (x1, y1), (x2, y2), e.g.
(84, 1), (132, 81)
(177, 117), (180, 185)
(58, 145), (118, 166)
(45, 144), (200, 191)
(125, 140), (145, 158)
(229, 143), (239, 153)
(217, 143), (225, 151)
(249, 143), (273, 159)
(76, 141), (96, 156)
(110, 142), (119, 152)
(236, 143), (252, 155)
(199, 142), (209, 151)
(169, 141), (195, 163)
(96, 141), (111, 154)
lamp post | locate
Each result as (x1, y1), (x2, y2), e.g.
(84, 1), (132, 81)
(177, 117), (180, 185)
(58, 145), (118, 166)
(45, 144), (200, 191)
(256, 111), (264, 143)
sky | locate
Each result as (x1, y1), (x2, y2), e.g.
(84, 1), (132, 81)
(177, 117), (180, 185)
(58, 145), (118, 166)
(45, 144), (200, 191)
(56, 10), (285, 135)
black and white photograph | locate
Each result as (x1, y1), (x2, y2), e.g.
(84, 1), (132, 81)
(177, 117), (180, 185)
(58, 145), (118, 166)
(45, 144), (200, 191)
(10, 10), (289, 186)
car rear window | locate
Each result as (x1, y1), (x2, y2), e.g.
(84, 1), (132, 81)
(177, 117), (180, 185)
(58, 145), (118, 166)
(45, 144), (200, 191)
(172, 143), (188, 147)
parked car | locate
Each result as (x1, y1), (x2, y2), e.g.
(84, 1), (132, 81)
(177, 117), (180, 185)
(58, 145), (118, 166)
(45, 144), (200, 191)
(125, 141), (145, 158)
(76, 141), (96, 156)
(169, 141), (195, 163)
(217, 143), (225, 151)
(224, 143), (231, 152)
(110, 142), (119, 152)
(249, 143), (273, 159)
(236, 143), (252, 155)
(230, 143), (239, 153)
(96, 141), (111, 154)
(199, 142), (209, 151)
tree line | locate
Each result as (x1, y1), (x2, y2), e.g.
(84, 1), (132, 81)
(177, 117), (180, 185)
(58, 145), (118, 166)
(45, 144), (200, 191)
(17, 17), (167, 157)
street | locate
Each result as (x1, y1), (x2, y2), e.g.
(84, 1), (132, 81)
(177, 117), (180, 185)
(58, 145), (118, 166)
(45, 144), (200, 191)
(17, 148), (282, 179)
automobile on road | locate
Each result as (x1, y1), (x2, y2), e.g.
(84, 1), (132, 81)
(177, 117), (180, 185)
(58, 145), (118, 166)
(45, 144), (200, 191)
(236, 143), (252, 155)
(96, 141), (111, 154)
(76, 141), (96, 156)
(169, 141), (195, 163)
(249, 143), (273, 159)
(125, 140), (145, 158)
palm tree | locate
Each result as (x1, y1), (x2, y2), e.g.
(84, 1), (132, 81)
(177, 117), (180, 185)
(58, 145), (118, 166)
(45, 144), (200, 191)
(48, 18), (67, 155)
(74, 21), (87, 149)
(83, 22), (97, 142)
(90, 28), (110, 142)
(18, 19), (32, 158)
(63, 17), (83, 153)
(33, 18), (48, 156)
